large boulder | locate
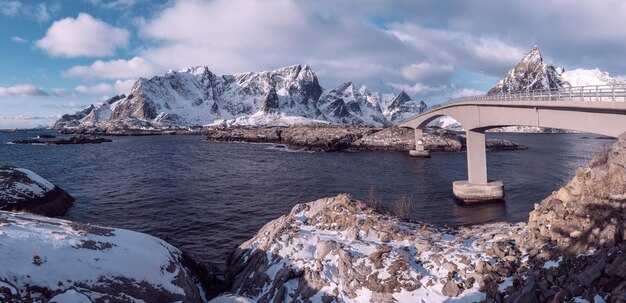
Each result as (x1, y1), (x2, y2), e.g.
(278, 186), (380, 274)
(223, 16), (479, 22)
(0, 211), (204, 302)
(0, 165), (74, 216)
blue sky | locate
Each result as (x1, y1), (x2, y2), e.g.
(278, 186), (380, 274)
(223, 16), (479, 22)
(1, 0), (626, 128)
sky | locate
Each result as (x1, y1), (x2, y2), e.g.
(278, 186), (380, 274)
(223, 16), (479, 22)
(1, 0), (626, 128)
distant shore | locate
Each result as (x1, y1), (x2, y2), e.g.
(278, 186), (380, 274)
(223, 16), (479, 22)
(203, 125), (526, 152)
(20, 125), (529, 153)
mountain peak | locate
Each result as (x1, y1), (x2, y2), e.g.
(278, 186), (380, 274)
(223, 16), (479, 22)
(177, 65), (213, 77)
(520, 45), (543, 65)
(488, 45), (566, 95)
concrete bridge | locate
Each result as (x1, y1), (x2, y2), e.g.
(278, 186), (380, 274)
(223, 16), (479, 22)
(398, 85), (626, 202)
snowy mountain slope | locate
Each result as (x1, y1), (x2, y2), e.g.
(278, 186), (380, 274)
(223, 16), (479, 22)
(316, 82), (389, 125)
(56, 65), (426, 130)
(561, 68), (626, 87)
(383, 91), (428, 123)
(488, 46), (567, 95)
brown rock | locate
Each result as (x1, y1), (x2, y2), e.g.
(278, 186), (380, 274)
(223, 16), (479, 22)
(442, 280), (462, 297)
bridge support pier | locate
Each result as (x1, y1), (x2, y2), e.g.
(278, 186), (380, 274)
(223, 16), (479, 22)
(409, 128), (430, 158)
(453, 129), (504, 203)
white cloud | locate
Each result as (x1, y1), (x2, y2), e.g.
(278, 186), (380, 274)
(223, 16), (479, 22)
(0, 1), (21, 16)
(50, 88), (75, 98)
(75, 83), (114, 95)
(33, 3), (51, 22)
(62, 0), (626, 100)
(44, 102), (87, 108)
(87, 0), (141, 9)
(389, 82), (447, 95)
(63, 56), (160, 79)
(401, 62), (454, 83)
(0, 84), (48, 97)
(0, 1), (54, 22)
(387, 24), (524, 77)
(114, 79), (135, 94)
(11, 36), (27, 43)
(451, 88), (484, 99)
(128, 0), (413, 86)
(36, 13), (130, 57)
(13, 114), (57, 120)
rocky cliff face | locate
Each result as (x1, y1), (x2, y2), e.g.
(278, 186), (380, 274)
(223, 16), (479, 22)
(56, 65), (426, 131)
(0, 165), (74, 216)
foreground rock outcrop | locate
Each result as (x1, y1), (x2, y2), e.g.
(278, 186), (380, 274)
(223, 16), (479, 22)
(206, 125), (525, 152)
(213, 194), (524, 302)
(0, 211), (204, 302)
(0, 165), (74, 216)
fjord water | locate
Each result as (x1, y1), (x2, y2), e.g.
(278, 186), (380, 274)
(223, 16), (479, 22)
(0, 131), (612, 266)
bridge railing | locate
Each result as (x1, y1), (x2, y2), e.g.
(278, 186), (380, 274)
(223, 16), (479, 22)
(424, 84), (626, 113)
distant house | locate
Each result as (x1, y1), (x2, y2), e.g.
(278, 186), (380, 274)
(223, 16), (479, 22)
(188, 125), (204, 133)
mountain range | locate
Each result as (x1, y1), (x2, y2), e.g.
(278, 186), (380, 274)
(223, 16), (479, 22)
(54, 65), (427, 130)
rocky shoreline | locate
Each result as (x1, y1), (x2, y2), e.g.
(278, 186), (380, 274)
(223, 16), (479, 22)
(205, 125), (526, 153)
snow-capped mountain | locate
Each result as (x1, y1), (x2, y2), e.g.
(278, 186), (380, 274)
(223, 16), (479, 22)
(488, 45), (625, 96)
(55, 65), (427, 130)
(561, 68), (626, 87)
(488, 46), (567, 95)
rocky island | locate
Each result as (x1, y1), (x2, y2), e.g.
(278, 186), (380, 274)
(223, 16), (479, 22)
(10, 135), (112, 145)
(205, 125), (525, 153)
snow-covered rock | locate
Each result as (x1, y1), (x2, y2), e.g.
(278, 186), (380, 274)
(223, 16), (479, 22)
(429, 116), (462, 130)
(219, 194), (524, 303)
(382, 91), (428, 123)
(55, 65), (426, 131)
(0, 211), (203, 302)
(53, 95), (125, 129)
(0, 165), (74, 216)
(316, 83), (388, 125)
(488, 46), (567, 95)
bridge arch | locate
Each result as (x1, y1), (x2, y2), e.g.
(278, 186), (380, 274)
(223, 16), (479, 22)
(397, 85), (626, 202)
